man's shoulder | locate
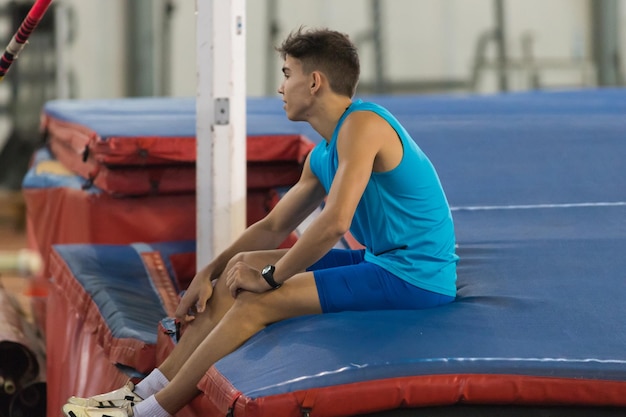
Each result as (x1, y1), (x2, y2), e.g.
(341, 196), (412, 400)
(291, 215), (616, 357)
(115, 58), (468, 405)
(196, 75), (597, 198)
(347, 100), (393, 121)
(351, 99), (388, 110)
(344, 102), (394, 129)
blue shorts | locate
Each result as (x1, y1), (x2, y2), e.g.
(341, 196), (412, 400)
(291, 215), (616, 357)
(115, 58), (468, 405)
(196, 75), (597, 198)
(308, 249), (455, 313)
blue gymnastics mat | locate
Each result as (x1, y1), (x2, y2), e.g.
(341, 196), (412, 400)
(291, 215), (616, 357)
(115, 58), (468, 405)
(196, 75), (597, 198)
(45, 88), (626, 417)
(196, 89), (626, 416)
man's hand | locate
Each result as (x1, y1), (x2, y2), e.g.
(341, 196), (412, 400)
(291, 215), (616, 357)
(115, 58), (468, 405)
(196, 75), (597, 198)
(175, 265), (215, 322)
(226, 261), (273, 298)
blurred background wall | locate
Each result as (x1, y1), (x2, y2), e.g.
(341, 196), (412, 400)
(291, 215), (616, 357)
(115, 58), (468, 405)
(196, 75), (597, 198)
(42, 0), (624, 98)
(0, 0), (624, 190)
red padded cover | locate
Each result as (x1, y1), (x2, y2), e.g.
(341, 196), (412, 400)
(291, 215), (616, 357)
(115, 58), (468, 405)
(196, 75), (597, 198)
(46, 250), (142, 417)
(41, 114), (195, 165)
(22, 187), (196, 279)
(49, 138), (196, 196)
(42, 114), (314, 166)
(48, 136), (312, 195)
(48, 248), (179, 374)
(196, 369), (626, 417)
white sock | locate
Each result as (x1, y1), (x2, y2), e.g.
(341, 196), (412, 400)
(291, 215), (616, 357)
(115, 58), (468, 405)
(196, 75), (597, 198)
(132, 395), (171, 417)
(134, 368), (170, 399)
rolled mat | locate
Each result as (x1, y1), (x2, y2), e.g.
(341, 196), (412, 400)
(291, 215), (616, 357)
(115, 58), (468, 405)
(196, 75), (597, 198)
(7, 381), (45, 417)
(0, 286), (44, 417)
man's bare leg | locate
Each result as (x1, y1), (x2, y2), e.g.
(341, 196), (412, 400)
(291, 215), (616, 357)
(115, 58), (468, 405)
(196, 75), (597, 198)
(155, 271), (322, 415)
(158, 249), (288, 380)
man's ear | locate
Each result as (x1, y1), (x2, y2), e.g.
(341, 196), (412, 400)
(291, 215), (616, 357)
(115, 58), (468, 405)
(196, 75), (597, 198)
(310, 71), (322, 93)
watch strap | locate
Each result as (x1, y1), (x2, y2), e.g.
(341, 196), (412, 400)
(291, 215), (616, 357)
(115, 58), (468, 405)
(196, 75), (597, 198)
(261, 265), (281, 289)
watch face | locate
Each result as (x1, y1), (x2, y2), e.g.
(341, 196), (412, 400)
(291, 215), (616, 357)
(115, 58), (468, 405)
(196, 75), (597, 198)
(262, 265), (272, 275)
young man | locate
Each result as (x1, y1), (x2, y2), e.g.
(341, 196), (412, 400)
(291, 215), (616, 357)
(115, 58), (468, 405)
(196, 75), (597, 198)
(62, 27), (459, 417)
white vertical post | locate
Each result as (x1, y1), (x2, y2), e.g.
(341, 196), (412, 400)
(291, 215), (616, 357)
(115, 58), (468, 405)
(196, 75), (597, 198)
(196, 0), (247, 269)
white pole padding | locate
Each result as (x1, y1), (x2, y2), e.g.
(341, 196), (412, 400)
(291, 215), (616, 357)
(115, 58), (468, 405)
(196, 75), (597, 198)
(196, 0), (247, 268)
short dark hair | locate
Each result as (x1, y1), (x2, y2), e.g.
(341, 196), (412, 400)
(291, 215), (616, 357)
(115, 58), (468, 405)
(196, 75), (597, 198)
(277, 27), (360, 97)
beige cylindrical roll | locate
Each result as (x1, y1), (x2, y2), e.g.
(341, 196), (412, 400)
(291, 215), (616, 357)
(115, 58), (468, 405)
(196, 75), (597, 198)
(0, 249), (42, 276)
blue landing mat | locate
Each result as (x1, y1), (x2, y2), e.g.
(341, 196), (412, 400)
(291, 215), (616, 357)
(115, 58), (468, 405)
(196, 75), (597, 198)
(46, 88), (626, 414)
(214, 205), (626, 398)
(53, 241), (195, 344)
(205, 89), (626, 412)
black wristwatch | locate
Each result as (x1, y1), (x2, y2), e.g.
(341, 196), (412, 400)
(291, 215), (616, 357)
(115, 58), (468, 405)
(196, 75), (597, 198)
(261, 264), (281, 290)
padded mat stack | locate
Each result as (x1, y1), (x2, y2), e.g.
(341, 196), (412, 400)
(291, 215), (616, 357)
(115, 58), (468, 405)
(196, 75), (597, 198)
(34, 95), (314, 247)
(45, 240), (196, 417)
(41, 97), (313, 198)
(23, 97), (314, 330)
(22, 147), (196, 332)
(28, 96), (313, 417)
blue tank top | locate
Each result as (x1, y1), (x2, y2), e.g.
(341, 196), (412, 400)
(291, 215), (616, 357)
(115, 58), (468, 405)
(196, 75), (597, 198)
(309, 100), (458, 297)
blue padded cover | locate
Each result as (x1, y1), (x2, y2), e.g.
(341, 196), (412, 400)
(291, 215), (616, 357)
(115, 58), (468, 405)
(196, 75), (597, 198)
(22, 147), (101, 192)
(42, 88), (626, 147)
(214, 205), (626, 398)
(206, 88), (626, 400)
(52, 241), (195, 344)
(43, 96), (321, 140)
(43, 97), (196, 138)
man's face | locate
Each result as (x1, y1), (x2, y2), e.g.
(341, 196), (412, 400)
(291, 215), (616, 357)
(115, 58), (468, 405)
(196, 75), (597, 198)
(278, 55), (312, 121)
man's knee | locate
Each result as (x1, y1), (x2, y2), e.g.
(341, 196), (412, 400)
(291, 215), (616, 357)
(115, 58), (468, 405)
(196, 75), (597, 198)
(230, 291), (273, 326)
(226, 251), (258, 270)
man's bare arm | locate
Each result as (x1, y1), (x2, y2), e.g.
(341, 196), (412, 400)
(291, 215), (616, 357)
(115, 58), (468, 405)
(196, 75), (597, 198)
(272, 111), (393, 283)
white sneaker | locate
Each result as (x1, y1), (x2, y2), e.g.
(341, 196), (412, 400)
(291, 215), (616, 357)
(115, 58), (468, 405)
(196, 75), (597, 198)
(62, 402), (133, 417)
(67, 381), (143, 408)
